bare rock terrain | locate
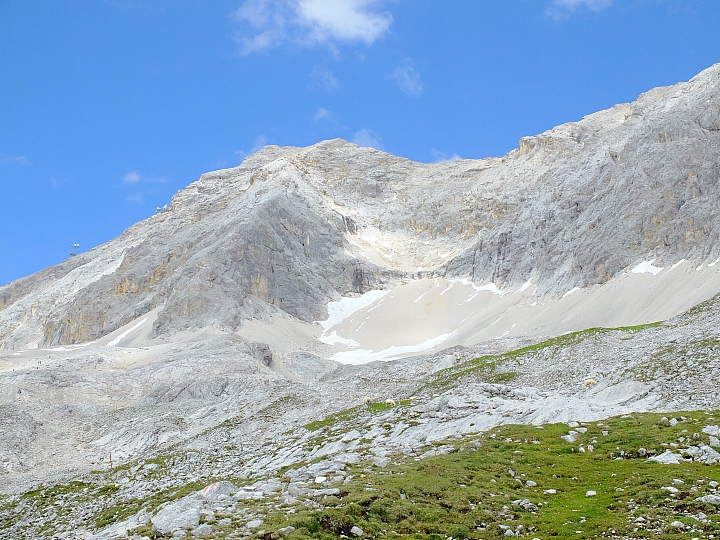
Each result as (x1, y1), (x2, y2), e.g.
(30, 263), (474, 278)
(0, 64), (720, 539)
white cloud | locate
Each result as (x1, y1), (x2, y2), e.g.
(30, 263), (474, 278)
(123, 171), (168, 184)
(430, 149), (462, 163)
(126, 193), (144, 204)
(310, 67), (339, 92)
(0, 154), (29, 165)
(297, 0), (392, 43)
(351, 128), (383, 150)
(234, 135), (271, 160)
(547, 0), (612, 19)
(235, 0), (392, 54)
(124, 171), (141, 183)
(313, 107), (335, 121)
(390, 60), (423, 97)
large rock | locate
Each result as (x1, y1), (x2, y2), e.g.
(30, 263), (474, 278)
(152, 496), (202, 535)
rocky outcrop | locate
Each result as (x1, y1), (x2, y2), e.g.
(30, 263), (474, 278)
(1, 64), (720, 349)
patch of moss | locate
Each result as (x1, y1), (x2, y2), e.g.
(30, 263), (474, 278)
(93, 479), (208, 528)
(255, 409), (720, 540)
(423, 322), (663, 393)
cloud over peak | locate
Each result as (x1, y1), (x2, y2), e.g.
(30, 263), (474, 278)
(548, 0), (612, 19)
(0, 153), (29, 165)
(123, 171), (168, 184)
(235, 0), (393, 55)
(390, 60), (423, 97)
(351, 128), (383, 150)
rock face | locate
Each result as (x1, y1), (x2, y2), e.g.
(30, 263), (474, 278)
(1, 64), (720, 350)
(3, 63), (720, 540)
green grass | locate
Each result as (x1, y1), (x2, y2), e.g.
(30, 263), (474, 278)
(254, 410), (720, 540)
(93, 479), (209, 528)
(422, 322), (663, 393)
(304, 406), (364, 432)
(304, 401), (413, 432)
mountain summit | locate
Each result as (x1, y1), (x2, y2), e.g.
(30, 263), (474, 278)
(2, 64), (720, 356)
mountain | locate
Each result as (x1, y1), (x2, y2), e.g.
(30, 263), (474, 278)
(1, 63), (720, 540)
(2, 64), (720, 355)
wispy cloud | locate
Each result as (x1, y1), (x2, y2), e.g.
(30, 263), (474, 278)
(313, 107), (336, 121)
(351, 128), (383, 150)
(124, 171), (141, 183)
(430, 149), (461, 163)
(126, 193), (144, 204)
(547, 0), (612, 19)
(234, 135), (271, 160)
(390, 60), (423, 97)
(310, 67), (339, 92)
(123, 171), (168, 183)
(0, 154), (29, 165)
(234, 0), (393, 55)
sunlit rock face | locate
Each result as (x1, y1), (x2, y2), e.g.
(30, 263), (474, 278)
(1, 65), (720, 527)
(2, 65), (720, 353)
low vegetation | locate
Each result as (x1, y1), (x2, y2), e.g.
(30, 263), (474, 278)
(257, 410), (720, 540)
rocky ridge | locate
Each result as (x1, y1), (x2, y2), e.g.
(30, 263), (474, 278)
(1, 64), (720, 350)
(1, 64), (720, 539)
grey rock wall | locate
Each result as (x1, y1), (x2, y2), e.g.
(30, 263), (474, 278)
(1, 64), (719, 349)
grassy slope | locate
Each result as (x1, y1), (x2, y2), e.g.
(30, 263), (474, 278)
(259, 410), (720, 540)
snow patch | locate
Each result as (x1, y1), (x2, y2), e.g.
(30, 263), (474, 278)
(670, 259), (686, 271)
(107, 317), (149, 347)
(563, 287), (580, 298)
(518, 279), (534, 293)
(317, 290), (390, 332)
(632, 260), (663, 276)
(448, 278), (503, 295)
(331, 333), (455, 365)
(318, 331), (359, 348)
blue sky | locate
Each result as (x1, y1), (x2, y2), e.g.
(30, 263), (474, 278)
(1, 0), (719, 286)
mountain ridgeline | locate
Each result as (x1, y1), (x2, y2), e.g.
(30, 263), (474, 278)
(1, 64), (720, 350)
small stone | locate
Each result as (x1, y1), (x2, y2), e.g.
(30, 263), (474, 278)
(246, 519), (264, 529)
(709, 480), (719, 488)
(191, 524), (213, 537)
(637, 447), (647, 457)
(351, 525), (364, 537)
(669, 521), (685, 529)
(504, 530), (516, 537)
(314, 476), (327, 484)
(217, 518), (232, 527)
(697, 494), (720, 505)
(670, 418), (679, 427)
(544, 489), (557, 494)
(660, 417), (669, 426)
(672, 478), (685, 485)
(526, 480), (537, 487)
(585, 490), (597, 497)
(662, 486), (679, 494)
(373, 457), (390, 468)
(279, 526), (296, 534)
(648, 450), (683, 464)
